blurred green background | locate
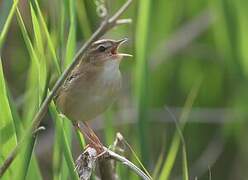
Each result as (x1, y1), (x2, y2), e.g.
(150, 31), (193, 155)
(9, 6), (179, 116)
(1, 0), (248, 179)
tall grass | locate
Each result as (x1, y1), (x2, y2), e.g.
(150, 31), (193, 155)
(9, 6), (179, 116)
(159, 81), (201, 180)
(0, 58), (17, 179)
(15, 6), (45, 179)
(0, 0), (19, 50)
(134, 0), (150, 166)
(1, 0), (248, 179)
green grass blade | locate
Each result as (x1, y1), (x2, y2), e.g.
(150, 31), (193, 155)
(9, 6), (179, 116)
(50, 102), (79, 180)
(76, 0), (91, 38)
(7, 84), (43, 180)
(6, 88), (23, 140)
(30, 4), (44, 56)
(0, 0), (19, 51)
(52, 118), (64, 180)
(16, 8), (40, 123)
(134, 0), (151, 165)
(159, 133), (180, 180)
(15, 138), (39, 180)
(6, 87), (42, 180)
(0, 58), (17, 179)
(104, 109), (115, 145)
(122, 137), (153, 179)
(51, 12), (66, 174)
(210, 0), (236, 71)
(34, 0), (61, 75)
(15, 8), (45, 179)
(159, 80), (201, 180)
(75, 130), (86, 150)
(54, 0), (78, 178)
(59, 0), (66, 61)
(49, 1), (76, 178)
(235, 0), (248, 76)
(1, 58), (41, 180)
(30, 3), (47, 101)
(0, 0), (12, 29)
(182, 146), (189, 180)
(64, 0), (76, 68)
(165, 108), (189, 180)
(65, 27), (76, 68)
(152, 148), (165, 179)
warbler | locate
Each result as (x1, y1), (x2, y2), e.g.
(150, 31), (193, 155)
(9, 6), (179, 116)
(55, 38), (131, 152)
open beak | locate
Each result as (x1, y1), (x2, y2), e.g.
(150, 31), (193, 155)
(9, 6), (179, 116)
(111, 38), (133, 57)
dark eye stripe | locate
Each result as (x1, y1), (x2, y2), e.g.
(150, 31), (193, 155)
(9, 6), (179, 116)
(98, 45), (106, 52)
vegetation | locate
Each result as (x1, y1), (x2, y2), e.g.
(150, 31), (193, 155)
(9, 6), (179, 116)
(1, 0), (248, 179)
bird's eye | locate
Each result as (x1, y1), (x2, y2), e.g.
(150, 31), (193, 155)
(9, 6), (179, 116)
(98, 45), (106, 52)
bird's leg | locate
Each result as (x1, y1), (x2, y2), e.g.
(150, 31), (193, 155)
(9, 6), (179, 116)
(73, 122), (104, 154)
(74, 123), (95, 148)
(73, 122), (98, 148)
(82, 122), (105, 154)
(83, 122), (103, 145)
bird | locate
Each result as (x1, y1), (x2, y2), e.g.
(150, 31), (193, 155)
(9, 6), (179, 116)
(55, 38), (131, 153)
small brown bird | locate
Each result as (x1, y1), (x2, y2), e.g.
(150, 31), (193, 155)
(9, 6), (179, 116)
(55, 38), (131, 152)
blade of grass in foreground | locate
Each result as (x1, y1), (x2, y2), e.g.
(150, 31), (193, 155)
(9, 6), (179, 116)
(52, 115), (64, 180)
(59, 0), (77, 178)
(30, 3), (44, 56)
(6, 88), (23, 140)
(16, 8), (40, 122)
(50, 102), (79, 180)
(50, 1), (69, 179)
(1, 62), (41, 180)
(30, 3), (47, 101)
(0, 0), (12, 29)
(34, 0), (61, 75)
(6, 88), (42, 180)
(51, 99), (84, 180)
(15, 8), (44, 180)
(0, 2), (42, 179)
(0, 0), (19, 50)
(0, 6), (41, 178)
(0, 58), (17, 180)
(31, 2), (78, 179)
(159, 80), (201, 180)
(0, 4), (20, 171)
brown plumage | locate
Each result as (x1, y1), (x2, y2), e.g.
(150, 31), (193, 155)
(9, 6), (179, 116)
(55, 38), (131, 152)
(55, 39), (130, 122)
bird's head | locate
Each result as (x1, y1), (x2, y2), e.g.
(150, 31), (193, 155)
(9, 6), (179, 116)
(85, 38), (132, 66)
